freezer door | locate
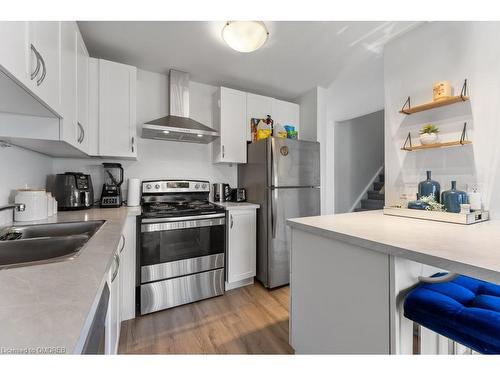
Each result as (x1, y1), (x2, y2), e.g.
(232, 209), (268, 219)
(270, 138), (320, 187)
(267, 187), (320, 288)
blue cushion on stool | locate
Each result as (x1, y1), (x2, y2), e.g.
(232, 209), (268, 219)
(404, 273), (500, 354)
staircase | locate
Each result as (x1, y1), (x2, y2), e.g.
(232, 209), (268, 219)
(354, 172), (385, 212)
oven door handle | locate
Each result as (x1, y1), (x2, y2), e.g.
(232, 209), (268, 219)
(141, 217), (226, 233)
(141, 213), (225, 224)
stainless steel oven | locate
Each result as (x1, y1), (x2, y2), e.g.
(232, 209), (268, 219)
(139, 212), (226, 315)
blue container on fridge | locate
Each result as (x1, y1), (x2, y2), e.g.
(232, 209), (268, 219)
(441, 181), (468, 213)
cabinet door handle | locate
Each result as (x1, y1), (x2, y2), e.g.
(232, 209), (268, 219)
(222, 145), (225, 158)
(230, 214), (234, 229)
(111, 253), (120, 282)
(119, 234), (125, 254)
(77, 122), (84, 144)
(30, 44), (41, 81)
(131, 136), (135, 152)
(36, 52), (46, 86)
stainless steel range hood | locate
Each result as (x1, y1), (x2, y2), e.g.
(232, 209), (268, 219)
(142, 70), (219, 144)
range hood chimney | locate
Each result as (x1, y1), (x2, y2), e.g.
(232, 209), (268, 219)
(142, 70), (219, 144)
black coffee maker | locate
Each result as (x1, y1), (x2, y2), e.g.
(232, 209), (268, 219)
(100, 163), (124, 208)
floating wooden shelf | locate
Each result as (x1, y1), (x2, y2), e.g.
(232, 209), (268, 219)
(399, 95), (469, 115)
(400, 79), (469, 115)
(401, 140), (472, 151)
(401, 122), (471, 151)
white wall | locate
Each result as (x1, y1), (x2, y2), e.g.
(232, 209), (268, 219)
(0, 144), (53, 225)
(384, 22), (500, 217)
(53, 69), (237, 199)
(324, 53), (386, 214)
(334, 110), (385, 213)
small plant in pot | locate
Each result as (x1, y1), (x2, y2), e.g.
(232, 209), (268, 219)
(419, 124), (440, 145)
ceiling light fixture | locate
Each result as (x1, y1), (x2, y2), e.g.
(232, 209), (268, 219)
(163, 130), (170, 134)
(222, 21), (269, 53)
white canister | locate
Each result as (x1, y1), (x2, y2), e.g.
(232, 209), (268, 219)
(468, 191), (482, 211)
(52, 197), (58, 215)
(46, 192), (54, 217)
(15, 189), (48, 221)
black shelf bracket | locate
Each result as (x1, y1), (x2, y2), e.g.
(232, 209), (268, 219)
(460, 79), (468, 100)
(460, 122), (468, 144)
(401, 96), (411, 114)
(402, 132), (413, 151)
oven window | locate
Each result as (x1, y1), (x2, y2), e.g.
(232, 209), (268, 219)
(141, 224), (225, 266)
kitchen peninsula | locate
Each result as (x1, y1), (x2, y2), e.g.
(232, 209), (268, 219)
(287, 210), (500, 354)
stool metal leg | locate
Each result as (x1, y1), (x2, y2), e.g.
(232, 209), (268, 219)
(448, 339), (457, 354)
(413, 322), (421, 354)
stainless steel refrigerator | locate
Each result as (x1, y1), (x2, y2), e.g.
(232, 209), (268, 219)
(238, 137), (320, 288)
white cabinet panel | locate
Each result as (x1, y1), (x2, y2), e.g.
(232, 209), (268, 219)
(246, 92), (273, 141)
(59, 22), (77, 147)
(272, 98), (300, 137)
(98, 59), (137, 158)
(212, 87), (247, 164)
(227, 209), (256, 286)
(28, 21), (61, 113)
(120, 215), (137, 322)
(76, 31), (89, 153)
(0, 21), (29, 87)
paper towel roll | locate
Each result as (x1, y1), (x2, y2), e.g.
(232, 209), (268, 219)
(127, 178), (141, 207)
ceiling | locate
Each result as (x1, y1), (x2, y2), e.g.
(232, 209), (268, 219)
(78, 21), (420, 100)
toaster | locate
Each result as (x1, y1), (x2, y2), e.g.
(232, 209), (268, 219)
(230, 188), (246, 202)
(54, 172), (94, 210)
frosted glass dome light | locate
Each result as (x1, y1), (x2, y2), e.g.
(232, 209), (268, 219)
(222, 21), (269, 53)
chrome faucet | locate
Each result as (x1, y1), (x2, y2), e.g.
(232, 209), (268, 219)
(0, 203), (26, 222)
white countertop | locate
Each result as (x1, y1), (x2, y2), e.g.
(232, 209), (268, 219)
(0, 207), (140, 354)
(212, 201), (260, 210)
(287, 210), (500, 284)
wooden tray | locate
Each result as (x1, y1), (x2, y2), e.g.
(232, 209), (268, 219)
(383, 206), (489, 225)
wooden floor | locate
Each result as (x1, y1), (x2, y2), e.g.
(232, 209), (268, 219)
(118, 282), (293, 354)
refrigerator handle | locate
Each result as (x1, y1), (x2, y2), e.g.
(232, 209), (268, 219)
(271, 188), (277, 239)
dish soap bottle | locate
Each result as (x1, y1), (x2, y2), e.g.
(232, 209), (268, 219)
(418, 170), (440, 202)
(441, 181), (468, 213)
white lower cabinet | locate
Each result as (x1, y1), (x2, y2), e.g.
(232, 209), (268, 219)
(226, 208), (257, 290)
(120, 215), (137, 321)
(105, 245), (122, 354)
(105, 214), (136, 354)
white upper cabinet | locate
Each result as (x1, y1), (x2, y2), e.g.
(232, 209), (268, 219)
(28, 21), (61, 114)
(246, 93), (273, 141)
(76, 31), (89, 153)
(212, 87), (247, 164)
(59, 22), (78, 148)
(272, 98), (300, 136)
(98, 59), (137, 159)
(0, 22), (30, 87)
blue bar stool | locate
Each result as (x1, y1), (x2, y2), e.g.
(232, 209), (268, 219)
(404, 272), (500, 354)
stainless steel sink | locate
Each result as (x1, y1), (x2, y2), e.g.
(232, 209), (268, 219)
(0, 220), (105, 240)
(0, 220), (105, 269)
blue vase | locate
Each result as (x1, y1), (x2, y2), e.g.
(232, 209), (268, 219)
(418, 171), (440, 202)
(441, 181), (468, 213)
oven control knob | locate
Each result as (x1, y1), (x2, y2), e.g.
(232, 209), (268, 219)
(195, 184), (200, 189)
(146, 184), (152, 190)
(155, 184), (160, 189)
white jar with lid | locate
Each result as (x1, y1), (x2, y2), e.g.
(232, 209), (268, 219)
(14, 189), (48, 221)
